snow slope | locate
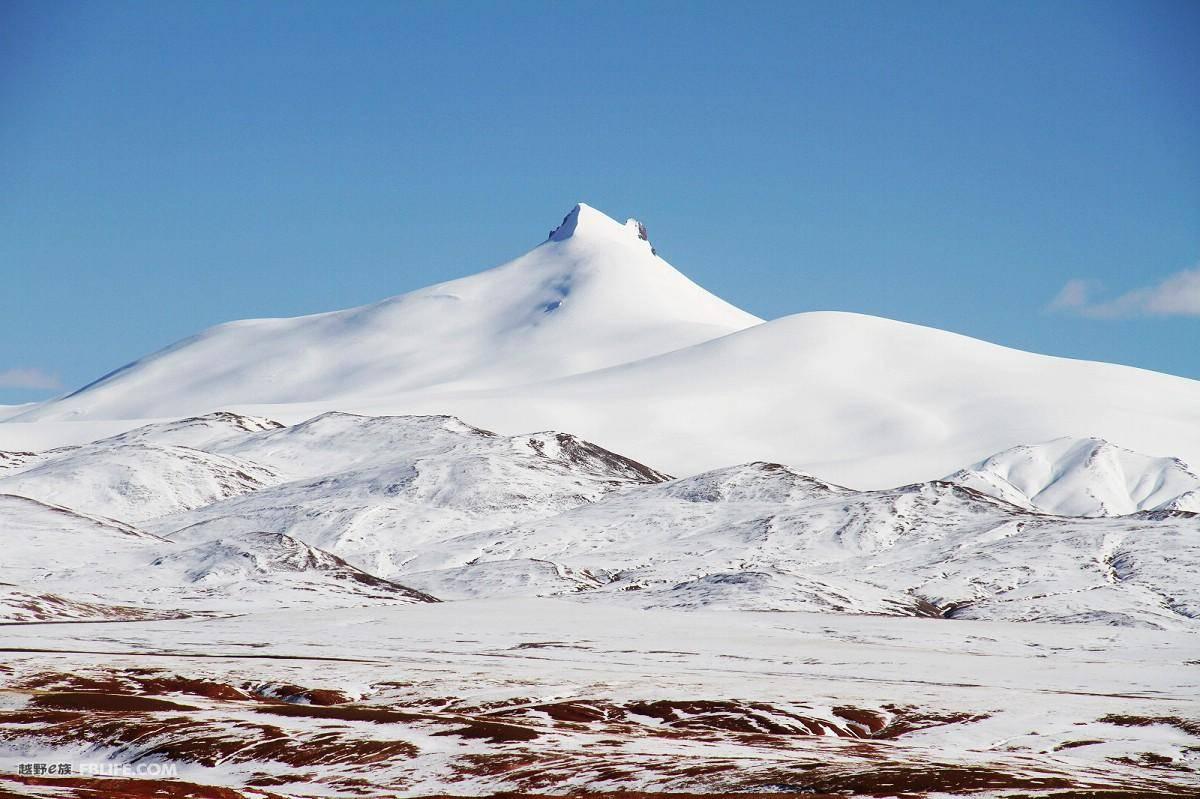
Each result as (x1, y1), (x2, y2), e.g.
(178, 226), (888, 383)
(16, 203), (758, 421)
(145, 531), (437, 607)
(366, 309), (1200, 488)
(0, 493), (187, 621)
(151, 413), (670, 576)
(946, 436), (1200, 516)
(0, 404), (32, 422)
(0, 441), (281, 523)
(0, 493), (166, 582)
(0, 493), (435, 618)
(390, 463), (1200, 628)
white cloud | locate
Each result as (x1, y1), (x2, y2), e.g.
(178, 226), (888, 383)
(1049, 266), (1200, 319)
(0, 367), (63, 390)
(1048, 278), (1092, 311)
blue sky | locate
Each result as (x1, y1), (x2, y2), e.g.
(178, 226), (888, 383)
(1, 0), (1197, 404)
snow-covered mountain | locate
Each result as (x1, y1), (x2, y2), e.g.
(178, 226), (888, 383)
(7, 203), (1199, 491)
(93, 410), (285, 449)
(2, 412), (1196, 629)
(0, 487), (435, 618)
(0, 492), (187, 621)
(3, 410), (1198, 797)
(0, 492), (167, 581)
(15, 203), (758, 422)
(389, 309), (1200, 488)
(945, 436), (1200, 516)
(4, 204), (1198, 798)
(149, 412), (670, 576)
(391, 462), (1199, 628)
(146, 531), (437, 607)
(0, 441), (281, 523)
(1, 204), (1198, 625)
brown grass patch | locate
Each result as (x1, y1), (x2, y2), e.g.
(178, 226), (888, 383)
(29, 692), (197, 713)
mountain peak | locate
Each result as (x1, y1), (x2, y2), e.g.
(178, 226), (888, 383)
(16, 199), (759, 422)
(548, 203), (651, 252)
(946, 436), (1200, 516)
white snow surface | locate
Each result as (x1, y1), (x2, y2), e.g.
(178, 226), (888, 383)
(1, 600), (1197, 796)
(0, 441), (281, 523)
(0, 492), (434, 614)
(1, 411), (1196, 630)
(0, 492), (166, 581)
(0, 403), (33, 422)
(388, 460), (1199, 628)
(153, 411), (669, 576)
(351, 309), (1200, 489)
(946, 436), (1200, 516)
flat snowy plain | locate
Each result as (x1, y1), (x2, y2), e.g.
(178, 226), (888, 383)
(2, 601), (1198, 797)
(1, 205), (1197, 797)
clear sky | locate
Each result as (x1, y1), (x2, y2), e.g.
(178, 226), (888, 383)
(2, 0), (1197, 404)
